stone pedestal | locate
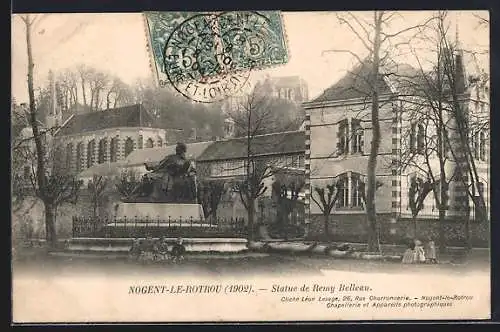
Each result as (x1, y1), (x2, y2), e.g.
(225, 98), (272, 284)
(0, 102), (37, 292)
(115, 202), (205, 221)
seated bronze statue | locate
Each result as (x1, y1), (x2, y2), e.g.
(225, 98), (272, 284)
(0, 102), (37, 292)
(127, 142), (197, 203)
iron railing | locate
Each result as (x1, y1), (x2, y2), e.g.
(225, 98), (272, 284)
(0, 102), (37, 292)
(72, 216), (247, 238)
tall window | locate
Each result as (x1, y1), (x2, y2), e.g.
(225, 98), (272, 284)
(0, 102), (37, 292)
(157, 136), (163, 147)
(110, 137), (118, 162)
(298, 155), (305, 168)
(23, 165), (31, 179)
(76, 142), (83, 172)
(65, 143), (73, 171)
(146, 138), (154, 148)
(337, 119), (349, 155)
(417, 124), (425, 154)
(351, 119), (364, 154)
(479, 131), (486, 161)
(477, 182), (485, 196)
(337, 174), (349, 208)
(87, 140), (96, 168)
(351, 173), (364, 207)
(409, 123), (417, 153)
(98, 138), (107, 164)
(124, 137), (134, 157)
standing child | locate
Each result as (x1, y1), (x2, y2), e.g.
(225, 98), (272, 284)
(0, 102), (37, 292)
(414, 239), (426, 263)
(425, 237), (438, 264)
(402, 238), (416, 264)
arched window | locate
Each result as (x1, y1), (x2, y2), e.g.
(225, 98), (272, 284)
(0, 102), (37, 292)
(124, 137), (134, 157)
(87, 140), (96, 168)
(76, 142), (83, 172)
(336, 172), (365, 208)
(65, 143), (73, 171)
(146, 138), (154, 148)
(417, 124), (425, 154)
(157, 136), (163, 147)
(110, 137), (118, 162)
(138, 135), (143, 149)
(98, 138), (107, 164)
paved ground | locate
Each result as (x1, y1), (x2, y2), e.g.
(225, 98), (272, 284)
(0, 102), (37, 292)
(12, 247), (490, 278)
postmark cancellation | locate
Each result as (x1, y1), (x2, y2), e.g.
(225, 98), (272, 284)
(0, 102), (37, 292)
(144, 11), (289, 102)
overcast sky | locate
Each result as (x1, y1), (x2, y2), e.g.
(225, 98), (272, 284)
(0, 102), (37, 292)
(11, 11), (489, 104)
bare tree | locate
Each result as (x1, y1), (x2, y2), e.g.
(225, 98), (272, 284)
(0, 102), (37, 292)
(197, 179), (226, 221)
(396, 11), (489, 250)
(227, 85), (303, 241)
(322, 11), (433, 252)
(271, 173), (305, 239)
(407, 176), (434, 237)
(88, 175), (109, 218)
(18, 14), (83, 247)
(57, 69), (79, 111)
(115, 169), (140, 201)
(106, 76), (135, 109)
(77, 64), (90, 107)
(88, 70), (110, 111)
(310, 181), (340, 239)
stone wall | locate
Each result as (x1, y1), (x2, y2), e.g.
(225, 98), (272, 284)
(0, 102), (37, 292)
(307, 213), (490, 248)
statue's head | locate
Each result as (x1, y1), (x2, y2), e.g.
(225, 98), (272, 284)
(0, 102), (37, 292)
(176, 142), (187, 157)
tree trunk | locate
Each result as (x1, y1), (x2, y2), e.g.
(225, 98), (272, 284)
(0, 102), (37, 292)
(438, 208), (446, 254)
(81, 79), (87, 107)
(465, 216), (472, 251)
(413, 215), (418, 239)
(365, 12), (382, 253)
(45, 203), (57, 248)
(323, 214), (330, 241)
(25, 16), (54, 248)
(247, 198), (255, 241)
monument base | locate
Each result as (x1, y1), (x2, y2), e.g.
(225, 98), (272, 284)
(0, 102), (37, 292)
(115, 202), (205, 221)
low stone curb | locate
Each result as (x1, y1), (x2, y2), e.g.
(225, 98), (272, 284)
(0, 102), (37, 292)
(48, 250), (269, 260)
(248, 241), (402, 262)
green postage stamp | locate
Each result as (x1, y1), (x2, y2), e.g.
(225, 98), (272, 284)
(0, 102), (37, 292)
(144, 11), (289, 102)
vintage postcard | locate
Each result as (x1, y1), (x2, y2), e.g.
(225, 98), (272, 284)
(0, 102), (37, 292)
(11, 10), (490, 323)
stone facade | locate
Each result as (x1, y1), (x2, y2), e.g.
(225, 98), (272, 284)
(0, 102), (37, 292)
(303, 55), (490, 243)
(55, 127), (166, 174)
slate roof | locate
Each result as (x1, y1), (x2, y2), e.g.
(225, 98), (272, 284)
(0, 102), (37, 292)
(78, 162), (125, 178)
(57, 104), (157, 136)
(197, 131), (305, 162)
(310, 57), (467, 103)
(311, 60), (392, 103)
(123, 141), (214, 167)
